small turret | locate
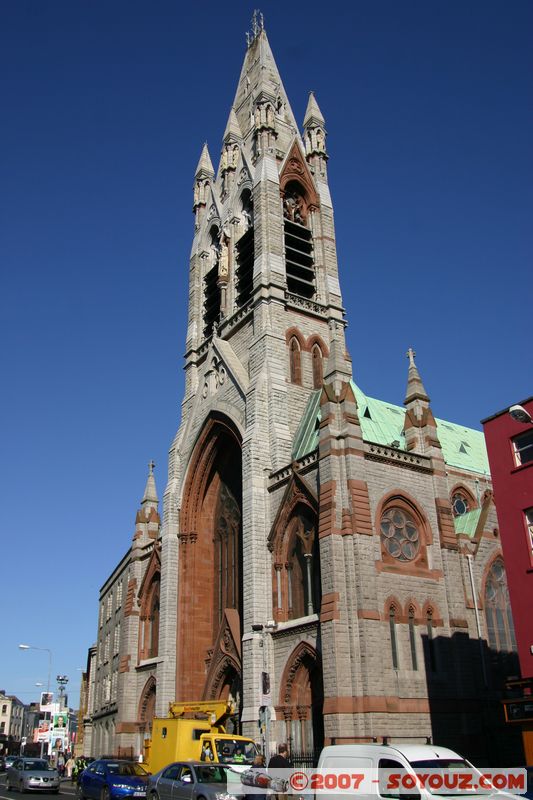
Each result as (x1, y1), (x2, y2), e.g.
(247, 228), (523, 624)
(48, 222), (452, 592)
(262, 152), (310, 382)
(193, 143), (215, 226)
(303, 92), (327, 175)
(221, 108), (243, 197)
(403, 349), (439, 455)
(141, 459), (159, 512)
(132, 461), (160, 554)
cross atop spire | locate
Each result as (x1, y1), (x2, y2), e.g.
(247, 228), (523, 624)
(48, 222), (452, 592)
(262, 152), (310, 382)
(148, 459), (155, 475)
(406, 347), (416, 367)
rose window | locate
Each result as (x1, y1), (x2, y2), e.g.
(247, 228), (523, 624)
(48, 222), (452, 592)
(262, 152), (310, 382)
(380, 507), (420, 561)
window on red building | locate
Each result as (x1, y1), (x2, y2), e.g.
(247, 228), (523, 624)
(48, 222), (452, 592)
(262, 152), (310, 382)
(526, 509), (533, 554)
(512, 429), (533, 467)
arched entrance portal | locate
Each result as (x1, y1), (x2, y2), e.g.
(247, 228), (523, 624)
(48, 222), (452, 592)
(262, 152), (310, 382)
(177, 416), (243, 715)
(278, 643), (324, 755)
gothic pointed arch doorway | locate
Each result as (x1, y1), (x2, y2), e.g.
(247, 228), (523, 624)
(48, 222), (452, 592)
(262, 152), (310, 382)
(177, 415), (243, 718)
(278, 642), (324, 755)
(139, 677), (157, 734)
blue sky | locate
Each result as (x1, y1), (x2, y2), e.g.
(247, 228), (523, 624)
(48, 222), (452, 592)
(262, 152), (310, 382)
(1, 0), (531, 705)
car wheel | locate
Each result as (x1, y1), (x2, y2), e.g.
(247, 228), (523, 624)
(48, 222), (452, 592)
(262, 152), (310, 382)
(101, 786), (110, 800)
(77, 784), (85, 799)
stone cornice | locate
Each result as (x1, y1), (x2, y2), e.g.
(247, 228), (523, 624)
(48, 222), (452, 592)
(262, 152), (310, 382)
(364, 442), (432, 473)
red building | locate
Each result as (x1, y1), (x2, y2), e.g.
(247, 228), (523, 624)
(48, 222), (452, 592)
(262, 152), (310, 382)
(482, 397), (533, 761)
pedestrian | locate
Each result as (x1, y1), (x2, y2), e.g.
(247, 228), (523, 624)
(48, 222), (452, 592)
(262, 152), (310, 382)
(268, 743), (291, 769)
(57, 753), (65, 777)
(65, 756), (75, 779)
(268, 744), (291, 800)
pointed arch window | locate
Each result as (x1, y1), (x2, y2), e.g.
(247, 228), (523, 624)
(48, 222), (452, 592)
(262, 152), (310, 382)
(484, 559), (517, 653)
(149, 593), (160, 658)
(204, 226), (222, 338)
(236, 190), (254, 308)
(289, 337), (302, 385)
(426, 608), (437, 671)
(283, 181), (315, 299)
(287, 509), (320, 621)
(451, 488), (474, 517)
(272, 505), (320, 623)
(408, 606), (418, 671)
(389, 606), (399, 669)
(312, 344), (323, 389)
(380, 506), (421, 562)
(139, 576), (160, 661)
(214, 483), (241, 624)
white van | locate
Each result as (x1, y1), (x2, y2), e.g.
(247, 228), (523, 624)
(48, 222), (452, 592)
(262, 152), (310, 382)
(316, 743), (518, 800)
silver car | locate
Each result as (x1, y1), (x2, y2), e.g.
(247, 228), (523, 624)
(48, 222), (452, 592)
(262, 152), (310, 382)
(147, 762), (243, 800)
(7, 757), (60, 793)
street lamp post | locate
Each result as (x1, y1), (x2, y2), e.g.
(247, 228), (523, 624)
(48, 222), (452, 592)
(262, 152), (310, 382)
(19, 644), (52, 758)
(252, 621), (277, 762)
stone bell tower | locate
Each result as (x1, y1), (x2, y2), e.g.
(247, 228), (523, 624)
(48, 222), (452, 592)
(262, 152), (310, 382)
(157, 13), (349, 738)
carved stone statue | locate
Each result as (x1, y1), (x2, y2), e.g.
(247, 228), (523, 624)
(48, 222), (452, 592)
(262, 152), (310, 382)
(283, 191), (304, 224)
(219, 238), (229, 277)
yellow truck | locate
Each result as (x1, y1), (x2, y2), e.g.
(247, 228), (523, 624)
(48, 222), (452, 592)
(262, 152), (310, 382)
(143, 700), (258, 774)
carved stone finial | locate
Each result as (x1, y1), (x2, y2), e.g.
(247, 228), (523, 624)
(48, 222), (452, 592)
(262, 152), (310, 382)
(407, 347), (416, 367)
(247, 9), (264, 45)
(148, 460), (155, 475)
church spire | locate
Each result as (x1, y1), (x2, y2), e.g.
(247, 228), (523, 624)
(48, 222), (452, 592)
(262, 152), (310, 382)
(232, 15), (298, 141)
(403, 349), (440, 455)
(194, 143), (214, 180)
(404, 347), (430, 405)
(142, 460), (158, 508)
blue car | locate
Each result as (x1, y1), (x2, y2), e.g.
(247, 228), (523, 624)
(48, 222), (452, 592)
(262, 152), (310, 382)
(78, 759), (150, 800)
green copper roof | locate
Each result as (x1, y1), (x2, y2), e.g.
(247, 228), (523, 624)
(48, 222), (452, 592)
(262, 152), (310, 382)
(292, 390), (321, 461)
(292, 380), (490, 476)
(453, 508), (482, 538)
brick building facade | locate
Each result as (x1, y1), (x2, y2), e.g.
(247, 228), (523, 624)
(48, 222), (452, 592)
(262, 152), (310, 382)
(84, 20), (522, 765)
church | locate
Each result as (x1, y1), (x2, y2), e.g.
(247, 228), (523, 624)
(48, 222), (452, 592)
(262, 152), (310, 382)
(82, 17), (521, 767)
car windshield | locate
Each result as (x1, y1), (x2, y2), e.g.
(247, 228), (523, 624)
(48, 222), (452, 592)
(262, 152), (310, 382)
(410, 759), (489, 795)
(24, 761), (49, 772)
(107, 763), (148, 776)
(196, 766), (235, 784)
(215, 739), (257, 765)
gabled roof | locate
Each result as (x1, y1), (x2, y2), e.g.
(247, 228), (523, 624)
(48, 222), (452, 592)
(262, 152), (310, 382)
(292, 381), (490, 476)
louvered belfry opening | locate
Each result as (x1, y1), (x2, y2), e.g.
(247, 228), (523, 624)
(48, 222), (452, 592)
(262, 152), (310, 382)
(235, 190), (254, 307)
(204, 226), (222, 338)
(283, 183), (315, 298)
